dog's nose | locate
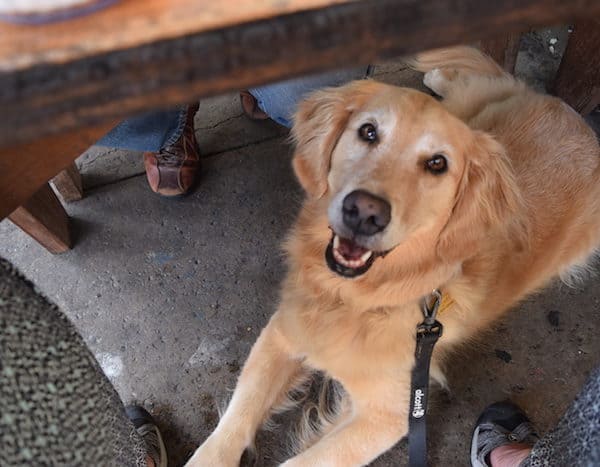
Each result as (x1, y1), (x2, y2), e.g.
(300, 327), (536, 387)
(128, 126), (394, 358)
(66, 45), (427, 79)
(342, 190), (391, 236)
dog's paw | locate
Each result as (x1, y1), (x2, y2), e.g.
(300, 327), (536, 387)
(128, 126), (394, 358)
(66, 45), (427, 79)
(185, 436), (241, 467)
(423, 68), (457, 98)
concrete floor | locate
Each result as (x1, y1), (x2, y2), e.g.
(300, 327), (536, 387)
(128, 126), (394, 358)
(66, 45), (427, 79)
(2, 30), (600, 466)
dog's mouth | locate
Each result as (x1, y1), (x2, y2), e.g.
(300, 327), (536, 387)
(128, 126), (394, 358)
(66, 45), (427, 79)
(325, 233), (387, 278)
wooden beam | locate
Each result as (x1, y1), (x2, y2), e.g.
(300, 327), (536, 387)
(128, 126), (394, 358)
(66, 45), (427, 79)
(1, 0), (599, 148)
(552, 20), (600, 115)
(480, 32), (523, 74)
(8, 183), (71, 254)
(0, 0), (352, 69)
(0, 120), (117, 220)
(52, 162), (84, 202)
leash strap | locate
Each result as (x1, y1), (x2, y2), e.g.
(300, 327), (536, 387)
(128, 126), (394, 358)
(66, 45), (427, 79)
(408, 290), (444, 467)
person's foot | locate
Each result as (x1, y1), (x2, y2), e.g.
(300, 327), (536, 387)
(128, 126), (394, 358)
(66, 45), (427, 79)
(489, 443), (532, 467)
(471, 401), (538, 467)
(126, 405), (167, 467)
(240, 90), (269, 120)
(143, 103), (201, 196)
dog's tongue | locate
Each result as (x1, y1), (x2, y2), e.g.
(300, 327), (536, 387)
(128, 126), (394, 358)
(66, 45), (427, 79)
(338, 237), (369, 260)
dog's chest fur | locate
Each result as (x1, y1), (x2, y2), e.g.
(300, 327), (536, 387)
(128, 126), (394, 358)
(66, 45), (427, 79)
(281, 293), (422, 383)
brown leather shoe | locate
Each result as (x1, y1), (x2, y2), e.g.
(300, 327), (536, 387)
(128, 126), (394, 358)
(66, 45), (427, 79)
(240, 90), (269, 120)
(143, 103), (200, 196)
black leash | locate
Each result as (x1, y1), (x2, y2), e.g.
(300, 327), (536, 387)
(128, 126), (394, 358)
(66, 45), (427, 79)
(408, 290), (444, 467)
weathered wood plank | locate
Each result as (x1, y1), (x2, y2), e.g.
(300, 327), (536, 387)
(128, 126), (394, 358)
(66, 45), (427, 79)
(480, 32), (523, 74)
(552, 20), (600, 115)
(0, 120), (117, 220)
(0, 0), (353, 71)
(51, 162), (84, 202)
(1, 0), (599, 147)
(8, 182), (71, 254)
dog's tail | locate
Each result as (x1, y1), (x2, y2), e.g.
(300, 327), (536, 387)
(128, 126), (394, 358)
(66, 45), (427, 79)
(406, 45), (506, 77)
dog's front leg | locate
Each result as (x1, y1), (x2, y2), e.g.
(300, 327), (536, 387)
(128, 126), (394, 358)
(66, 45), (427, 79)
(186, 314), (302, 467)
(281, 404), (407, 467)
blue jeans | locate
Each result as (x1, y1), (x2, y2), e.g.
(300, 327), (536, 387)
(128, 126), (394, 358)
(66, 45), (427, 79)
(97, 67), (370, 152)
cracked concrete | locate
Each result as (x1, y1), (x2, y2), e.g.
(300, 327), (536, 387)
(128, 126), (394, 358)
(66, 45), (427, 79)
(2, 28), (599, 466)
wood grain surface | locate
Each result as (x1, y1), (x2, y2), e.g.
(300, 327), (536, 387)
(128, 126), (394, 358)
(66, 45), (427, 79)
(480, 32), (523, 74)
(552, 20), (600, 115)
(0, 0), (353, 70)
(1, 0), (599, 147)
(0, 120), (117, 219)
(51, 162), (84, 202)
(8, 182), (71, 254)
(1, 0), (599, 222)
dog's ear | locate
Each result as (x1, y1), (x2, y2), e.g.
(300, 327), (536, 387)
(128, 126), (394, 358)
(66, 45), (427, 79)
(437, 131), (528, 262)
(291, 81), (377, 197)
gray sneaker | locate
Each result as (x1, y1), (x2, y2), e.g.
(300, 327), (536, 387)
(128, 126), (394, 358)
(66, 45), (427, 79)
(471, 401), (539, 467)
(126, 405), (168, 467)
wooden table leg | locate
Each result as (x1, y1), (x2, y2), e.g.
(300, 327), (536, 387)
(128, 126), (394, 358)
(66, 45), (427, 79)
(8, 183), (71, 254)
(0, 120), (118, 220)
(52, 162), (84, 202)
(552, 20), (600, 115)
(480, 31), (522, 74)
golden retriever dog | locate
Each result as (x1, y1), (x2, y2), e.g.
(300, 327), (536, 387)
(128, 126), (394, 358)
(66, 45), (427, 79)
(187, 47), (600, 466)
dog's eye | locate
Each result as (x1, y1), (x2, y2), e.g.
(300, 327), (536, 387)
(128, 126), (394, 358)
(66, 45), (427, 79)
(425, 154), (448, 174)
(358, 123), (377, 143)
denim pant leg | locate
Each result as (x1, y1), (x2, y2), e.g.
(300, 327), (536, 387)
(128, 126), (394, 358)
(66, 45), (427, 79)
(96, 106), (188, 152)
(249, 66), (371, 128)
(96, 66), (370, 150)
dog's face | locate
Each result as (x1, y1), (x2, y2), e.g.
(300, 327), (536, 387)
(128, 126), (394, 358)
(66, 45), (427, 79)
(292, 81), (523, 279)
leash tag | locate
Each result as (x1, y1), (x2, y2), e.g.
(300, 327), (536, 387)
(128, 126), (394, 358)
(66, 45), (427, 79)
(408, 290), (444, 467)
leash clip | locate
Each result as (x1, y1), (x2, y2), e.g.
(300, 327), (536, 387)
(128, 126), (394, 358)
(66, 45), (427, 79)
(418, 289), (443, 337)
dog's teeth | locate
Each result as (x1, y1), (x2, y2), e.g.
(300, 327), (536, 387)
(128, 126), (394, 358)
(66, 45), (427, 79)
(333, 248), (346, 265)
(333, 249), (353, 268)
(333, 235), (340, 249)
(333, 246), (371, 270)
(360, 250), (373, 262)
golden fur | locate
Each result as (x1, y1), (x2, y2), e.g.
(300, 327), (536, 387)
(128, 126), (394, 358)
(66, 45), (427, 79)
(187, 47), (600, 466)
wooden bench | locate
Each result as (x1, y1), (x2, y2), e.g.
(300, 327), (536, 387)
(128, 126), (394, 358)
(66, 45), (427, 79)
(1, 0), (598, 252)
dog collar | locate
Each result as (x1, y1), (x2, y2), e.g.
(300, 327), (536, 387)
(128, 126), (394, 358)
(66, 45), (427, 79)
(438, 292), (454, 315)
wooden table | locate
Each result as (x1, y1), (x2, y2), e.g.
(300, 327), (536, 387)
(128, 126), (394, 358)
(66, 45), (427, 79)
(1, 0), (598, 250)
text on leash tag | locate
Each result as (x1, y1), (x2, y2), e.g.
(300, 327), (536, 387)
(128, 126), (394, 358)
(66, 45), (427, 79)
(412, 388), (425, 418)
